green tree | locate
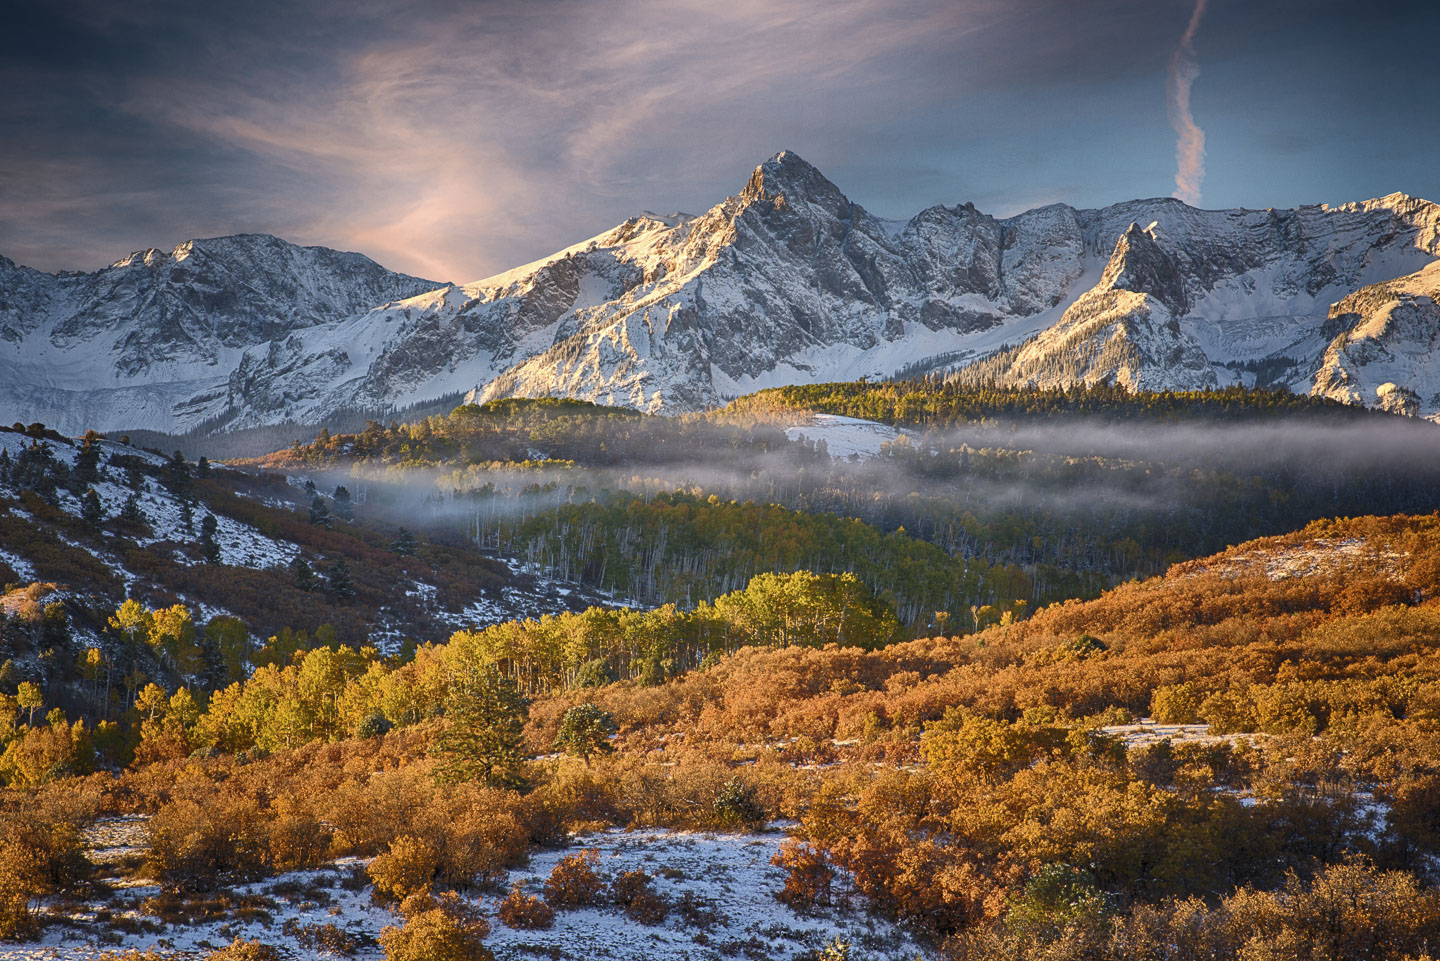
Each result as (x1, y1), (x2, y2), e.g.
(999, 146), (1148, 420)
(203, 617), (251, 687)
(391, 527), (418, 556)
(433, 664), (529, 787)
(333, 485), (353, 521)
(327, 557), (356, 600)
(15, 682), (42, 727)
(74, 435), (101, 486)
(291, 557), (316, 592)
(199, 514), (222, 564)
(120, 492), (145, 526)
(308, 494), (332, 528)
(551, 703), (617, 764)
(80, 488), (104, 536)
(164, 450), (191, 499)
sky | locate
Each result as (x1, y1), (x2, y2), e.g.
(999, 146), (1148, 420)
(2, 0), (1437, 283)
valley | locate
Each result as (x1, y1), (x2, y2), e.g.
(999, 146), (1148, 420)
(1, 387), (1440, 960)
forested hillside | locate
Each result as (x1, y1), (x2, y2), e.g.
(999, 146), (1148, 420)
(256, 390), (1440, 618)
(3, 512), (1440, 959)
(720, 381), (1374, 427)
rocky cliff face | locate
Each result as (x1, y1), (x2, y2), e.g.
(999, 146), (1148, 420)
(4, 154), (1440, 434)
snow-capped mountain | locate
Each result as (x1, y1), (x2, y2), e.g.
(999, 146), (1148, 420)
(0, 235), (442, 433)
(954, 193), (1440, 406)
(5, 152), (1440, 434)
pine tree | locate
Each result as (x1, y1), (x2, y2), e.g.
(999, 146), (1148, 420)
(290, 557), (315, 592)
(0, 447), (11, 485)
(391, 527), (418, 556)
(120, 492), (146, 526)
(551, 703), (617, 765)
(333, 485), (353, 521)
(433, 664), (529, 787)
(180, 498), (195, 536)
(80, 488), (104, 536)
(308, 494), (332, 528)
(195, 455), (211, 479)
(327, 557), (355, 599)
(199, 514), (221, 564)
(74, 436), (101, 486)
(165, 450), (191, 499)
(14, 441), (58, 501)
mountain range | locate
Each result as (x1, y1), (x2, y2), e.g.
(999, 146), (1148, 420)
(4, 150), (1440, 435)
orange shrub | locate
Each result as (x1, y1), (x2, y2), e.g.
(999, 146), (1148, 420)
(496, 883), (555, 929)
(543, 849), (605, 909)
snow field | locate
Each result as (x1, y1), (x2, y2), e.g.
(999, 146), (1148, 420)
(17, 827), (923, 961)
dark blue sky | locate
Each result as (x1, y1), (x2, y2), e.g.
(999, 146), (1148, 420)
(2, 0), (1436, 281)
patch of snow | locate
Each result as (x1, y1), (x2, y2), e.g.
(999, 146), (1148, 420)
(23, 827), (922, 961)
(783, 414), (913, 460)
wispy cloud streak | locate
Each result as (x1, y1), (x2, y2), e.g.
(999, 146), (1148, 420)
(1167, 0), (1208, 206)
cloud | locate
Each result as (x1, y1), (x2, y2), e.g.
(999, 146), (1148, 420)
(1167, 0), (1208, 207)
(24, 0), (1435, 281)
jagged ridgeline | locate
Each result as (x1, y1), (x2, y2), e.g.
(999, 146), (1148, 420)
(261, 386), (1440, 629)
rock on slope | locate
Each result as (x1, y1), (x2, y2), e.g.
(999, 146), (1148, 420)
(5, 153), (1440, 432)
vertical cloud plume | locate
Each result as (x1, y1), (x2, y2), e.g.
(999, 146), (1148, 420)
(1167, 0), (1207, 206)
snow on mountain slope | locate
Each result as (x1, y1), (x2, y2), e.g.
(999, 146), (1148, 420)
(0, 235), (442, 434)
(958, 193), (1440, 396)
(953, 222), (1216, 391)
(1312, 259), (1440, 418)
(5, 156), (1440, 432)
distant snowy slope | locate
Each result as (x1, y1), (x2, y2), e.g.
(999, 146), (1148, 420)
(0, 234), (442, 434)
(4, 156), (1440, 432)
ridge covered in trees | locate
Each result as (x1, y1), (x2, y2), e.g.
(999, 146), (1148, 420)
(721, 381), (1385, 428)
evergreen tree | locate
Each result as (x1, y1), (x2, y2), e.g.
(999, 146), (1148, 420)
(290, 557), (316, 592)
(327, 557), (355, 599)
(180, 498), (195, 536)
(120, 492), (146, 526)
(308, 494), (332, 528)
(164, 450), (191, 499)
(433, 664), (529, 787)
(125, 463), (145, 491)
(551, 703), (617, 765)
(14, 441), (58, 501)
(74, 433), (102, 485)
(0, 447), (11, 485)
(40, 602), (70, 654)
(195, 455), (211, 479)
(304, 479), (317, 495)
(199, 514), (222, 564)
(391, 527), (418, 556)
(333, 485), (354, 521)
(80, 488), (104, 536)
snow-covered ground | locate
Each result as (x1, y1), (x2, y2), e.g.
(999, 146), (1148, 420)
(1187, 536), (1405, 582)
(19, 826), (922, 961)
(1100, 719), (1262, 748)
(783, 414), (914, 460)
(0, 432), (299, 570)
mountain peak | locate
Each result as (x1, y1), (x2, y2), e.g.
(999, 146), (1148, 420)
(1100, 222), (1188, 313)
(741, 150), (849, 211)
